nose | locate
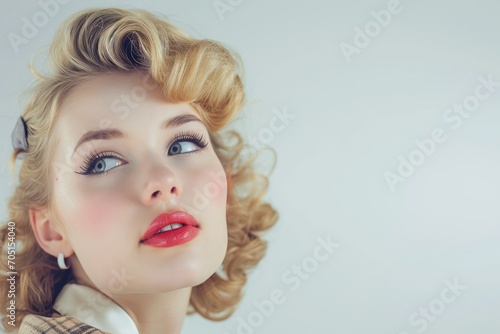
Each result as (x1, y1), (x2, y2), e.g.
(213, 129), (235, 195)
(141, 160), (181, 206)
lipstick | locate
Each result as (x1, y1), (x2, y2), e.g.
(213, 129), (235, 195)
(141, 211), (200, 247)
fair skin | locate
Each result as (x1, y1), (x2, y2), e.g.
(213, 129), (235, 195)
(28, 71), (229, 334)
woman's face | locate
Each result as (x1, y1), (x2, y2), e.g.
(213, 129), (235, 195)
(49, 72), (228, 295)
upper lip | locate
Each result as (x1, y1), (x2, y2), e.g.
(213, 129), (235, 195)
(140, 211), (199, 242)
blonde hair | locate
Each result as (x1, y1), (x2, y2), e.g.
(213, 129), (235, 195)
(0, 7), (278, 331)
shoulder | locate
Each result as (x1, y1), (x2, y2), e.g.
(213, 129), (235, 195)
(19, 314), (110, 334)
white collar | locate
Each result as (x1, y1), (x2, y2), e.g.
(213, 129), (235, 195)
(53, 283), (139, 334)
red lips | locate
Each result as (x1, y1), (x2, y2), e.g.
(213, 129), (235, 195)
(140, 211), (200, 247)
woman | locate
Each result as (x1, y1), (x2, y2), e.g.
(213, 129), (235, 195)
(0, 7), (278, 334)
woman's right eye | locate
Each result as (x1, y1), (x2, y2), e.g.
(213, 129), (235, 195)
(88, 157), (123, 175)
(76, 152), (124, 176)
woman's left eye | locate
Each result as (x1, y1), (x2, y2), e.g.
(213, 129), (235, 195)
(167, 133), (208, 156)
(168, 140), (202, 155)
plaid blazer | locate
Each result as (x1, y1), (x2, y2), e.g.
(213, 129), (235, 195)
(18, 314), (110, 334)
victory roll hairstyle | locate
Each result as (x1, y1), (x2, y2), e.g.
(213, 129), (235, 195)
(0, 7), (277, 331)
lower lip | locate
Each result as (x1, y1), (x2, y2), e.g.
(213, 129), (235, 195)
(141, 225), (200, 247)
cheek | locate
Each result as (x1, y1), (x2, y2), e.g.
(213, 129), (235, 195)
(80, 193), (119, 234)
(187, 167), (228, 208)
(54, 178), (118, 236)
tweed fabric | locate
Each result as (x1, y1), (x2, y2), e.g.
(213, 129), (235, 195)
(18, 314), (110, 334)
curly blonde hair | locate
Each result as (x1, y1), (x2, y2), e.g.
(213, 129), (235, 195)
(0, 7), (278, 332)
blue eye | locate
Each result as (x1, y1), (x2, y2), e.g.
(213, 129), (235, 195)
(167, 131), (209, 156)
(168, 141), (198, 155)
(76, 152), (124, 176)
(88, 157), (122, 174)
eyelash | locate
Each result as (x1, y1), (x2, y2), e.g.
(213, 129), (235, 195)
(76, 130), (209, 176)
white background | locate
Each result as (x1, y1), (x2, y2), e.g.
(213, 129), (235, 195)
(1, 0), (500, 333)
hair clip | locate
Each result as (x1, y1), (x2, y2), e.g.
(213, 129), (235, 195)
(11, 116), (28, 159)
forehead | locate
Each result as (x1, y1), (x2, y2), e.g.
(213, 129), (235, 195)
(52, 72), (200, 154)
(60, 71), (164, 117)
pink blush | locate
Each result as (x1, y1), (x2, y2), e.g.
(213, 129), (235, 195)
(80, 194), (117, 233)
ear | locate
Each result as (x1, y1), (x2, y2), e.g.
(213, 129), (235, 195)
(28, 206), (73, 258)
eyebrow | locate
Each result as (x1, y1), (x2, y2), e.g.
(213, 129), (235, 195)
(72, 113), (203, 155)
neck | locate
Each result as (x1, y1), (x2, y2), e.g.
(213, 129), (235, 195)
(111, 287), (192, 334)
(71, 262), (192, 334)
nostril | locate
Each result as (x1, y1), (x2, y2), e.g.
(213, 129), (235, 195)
(152, 190), (161, 197)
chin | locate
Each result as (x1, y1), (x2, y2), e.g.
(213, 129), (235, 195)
(136, 259), (221, 293)
(178, 255), (225, 288)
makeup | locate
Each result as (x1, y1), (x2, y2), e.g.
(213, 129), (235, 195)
(141, 211), (200, 247)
